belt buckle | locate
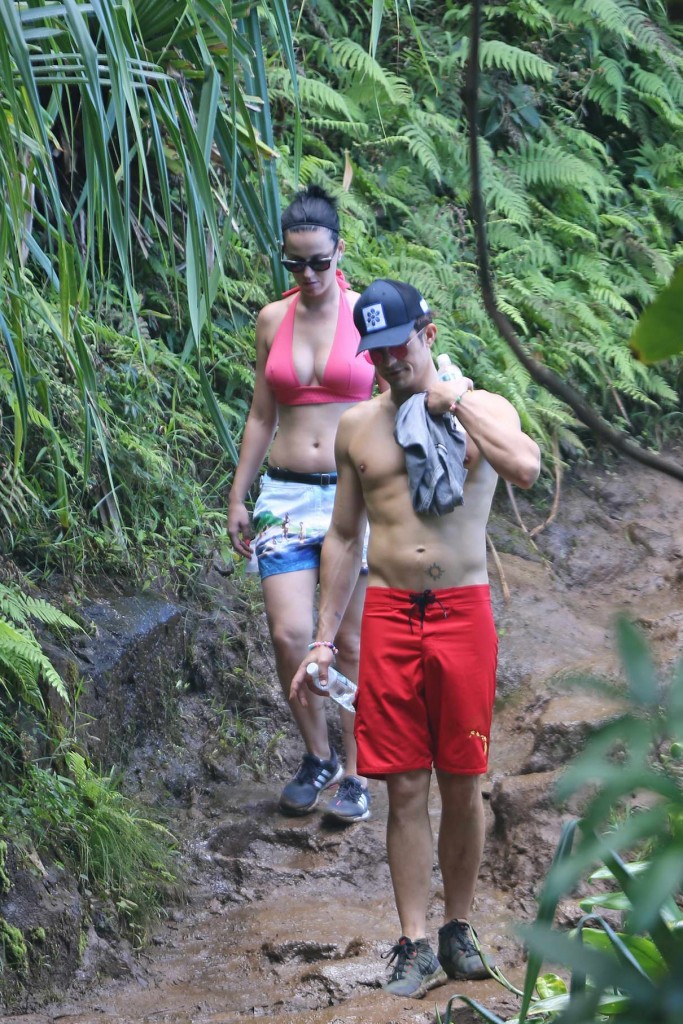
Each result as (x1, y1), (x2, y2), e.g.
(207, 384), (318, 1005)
(320, 473), (332, 486)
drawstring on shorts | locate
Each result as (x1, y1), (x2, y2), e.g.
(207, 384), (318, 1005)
(407, 589), (448, 631)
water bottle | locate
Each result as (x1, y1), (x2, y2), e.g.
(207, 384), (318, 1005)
(436, 353), (466, 433)
(436, 352), (463, 382)
(306, 662), (357, 714)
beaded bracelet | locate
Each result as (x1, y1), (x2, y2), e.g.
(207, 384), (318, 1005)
(449, 383), (473, 414)
(308, 640), (339, 656)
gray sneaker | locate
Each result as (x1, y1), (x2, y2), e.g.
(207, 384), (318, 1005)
(382, 936), (447, 998)
(323, 776), (371, 823)
(278, 750), (343, 815)
(437, 919), (492, 980)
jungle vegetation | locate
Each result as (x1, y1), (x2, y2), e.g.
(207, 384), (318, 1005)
(1, 0), (682, 999)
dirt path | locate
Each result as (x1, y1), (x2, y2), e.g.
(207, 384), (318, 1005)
(5, 455), (683, 1024)
(6, 780), (523, 1024)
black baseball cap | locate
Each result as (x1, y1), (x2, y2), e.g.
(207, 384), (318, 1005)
(354, 279), (431, 354)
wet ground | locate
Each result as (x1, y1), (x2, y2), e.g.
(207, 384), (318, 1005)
(5, 454), (683, 1024)
(5, 778), (523, 1024)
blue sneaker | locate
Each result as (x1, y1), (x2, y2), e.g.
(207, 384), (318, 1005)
(323, 775), (371, 823)
(278, 750), (343, 815)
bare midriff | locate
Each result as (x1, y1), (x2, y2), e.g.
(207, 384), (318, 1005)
(268, 401), (358, 475)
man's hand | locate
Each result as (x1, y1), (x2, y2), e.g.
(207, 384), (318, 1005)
(290, 648), (335, 707)
(228, 500), (253, 558)
(426, 376), (474, 417)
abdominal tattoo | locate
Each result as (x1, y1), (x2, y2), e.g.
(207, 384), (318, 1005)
(426, 562), (445, 581)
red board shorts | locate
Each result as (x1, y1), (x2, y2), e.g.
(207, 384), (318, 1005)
(354, 585), (498, 779)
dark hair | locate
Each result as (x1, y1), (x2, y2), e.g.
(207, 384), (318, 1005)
(281, 184), (339, 245)
(414, 312), (433, 332)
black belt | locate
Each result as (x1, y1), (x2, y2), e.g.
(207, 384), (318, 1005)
(267, 467), (337, 486)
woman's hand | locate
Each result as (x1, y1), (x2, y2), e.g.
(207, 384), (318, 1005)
(228, 500), (253, 558)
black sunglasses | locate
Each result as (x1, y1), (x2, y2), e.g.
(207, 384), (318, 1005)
(280, 251), (337, 274)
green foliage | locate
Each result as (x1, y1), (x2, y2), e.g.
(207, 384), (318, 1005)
(438, 619), (683, 1023)
(269, 0), (683, 456)
(0, 579), (177, 948)
(630, 264), (683, 361)
(0, 918), (27, 974)
(0, 0), (295, 573)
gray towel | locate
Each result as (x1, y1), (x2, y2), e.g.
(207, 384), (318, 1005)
(394, 393), (467, 516)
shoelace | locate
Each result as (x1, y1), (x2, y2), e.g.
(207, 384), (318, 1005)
(454, 925), (479, 957)
(335, 777), (363, 804)
(382, 937), (417, 980)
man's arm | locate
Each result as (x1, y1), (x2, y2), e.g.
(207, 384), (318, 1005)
(290, 409), (368, 706)
(427, 385), (541, 489)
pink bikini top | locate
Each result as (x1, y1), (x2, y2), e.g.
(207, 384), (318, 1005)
(265, 272), (375, 406)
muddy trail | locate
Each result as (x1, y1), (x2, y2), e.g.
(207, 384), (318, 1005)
(4, 455), (683, 1024)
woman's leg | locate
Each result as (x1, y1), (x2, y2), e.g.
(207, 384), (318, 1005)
(334, 573), (368, 780)
(261, 568), (331, 759)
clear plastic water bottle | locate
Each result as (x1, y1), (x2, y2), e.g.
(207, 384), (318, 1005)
(436, 352), (463, 382)
(436, 353), (466, 433)
(306, 662), (357, 713)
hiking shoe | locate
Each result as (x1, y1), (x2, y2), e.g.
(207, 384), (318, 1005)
(323, 776), (371, 823)
(278, 750), (343, 815)
(382, 936), (447, 999)
(437, 919), (492, 980)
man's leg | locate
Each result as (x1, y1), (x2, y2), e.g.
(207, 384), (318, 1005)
(382, 769), (447, 998)
(435, 770), (485, 921)
(385, 769), (433, 938)
(435, 769), (491, 979)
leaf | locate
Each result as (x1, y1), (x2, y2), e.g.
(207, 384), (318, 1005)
(629, 264), (683, 363)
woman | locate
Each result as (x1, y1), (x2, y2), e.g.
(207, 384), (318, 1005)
(228, 185), (379, 822)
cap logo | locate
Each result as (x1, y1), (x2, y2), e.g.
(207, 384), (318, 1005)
(362, 303), (387, 332)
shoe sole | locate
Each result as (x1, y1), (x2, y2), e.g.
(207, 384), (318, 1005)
(278, 763), (344, 815)
(322, 806), (371, 823)
(384, 966), (447, 999)
(439, 958), (492, 981)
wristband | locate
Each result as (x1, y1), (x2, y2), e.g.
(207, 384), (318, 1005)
(308, 640), (339, 656)
(449, 383), (473, 413)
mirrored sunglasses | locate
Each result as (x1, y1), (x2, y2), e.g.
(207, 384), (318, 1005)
(281, 252), (337, 274)
(367, 328), (426, 366)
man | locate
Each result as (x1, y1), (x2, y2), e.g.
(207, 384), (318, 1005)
(291, 279), (541, 999)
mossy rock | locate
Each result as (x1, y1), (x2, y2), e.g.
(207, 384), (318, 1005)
(0, 918), (27, 971)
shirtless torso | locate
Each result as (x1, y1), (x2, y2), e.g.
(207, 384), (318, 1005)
(344, 389), (500, 591)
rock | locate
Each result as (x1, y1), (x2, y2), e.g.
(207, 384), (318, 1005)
(488, 771), (571, 892)
(521, 688), (624, 774)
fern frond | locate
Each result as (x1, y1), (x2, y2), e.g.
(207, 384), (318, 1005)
(0, 584), (81, 631)
(485, 164), (532, 226)
(507, 141), (609, 201)
(451, 38), (554, 81)
(398, 122), (443, 181)
(0, 618), (68, 706)
(330, 39), (413, 106)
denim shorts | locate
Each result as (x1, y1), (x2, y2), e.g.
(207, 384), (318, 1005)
(251, 473), (368, 581)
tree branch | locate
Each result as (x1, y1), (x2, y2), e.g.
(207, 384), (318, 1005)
(465, 0), (683, 483)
